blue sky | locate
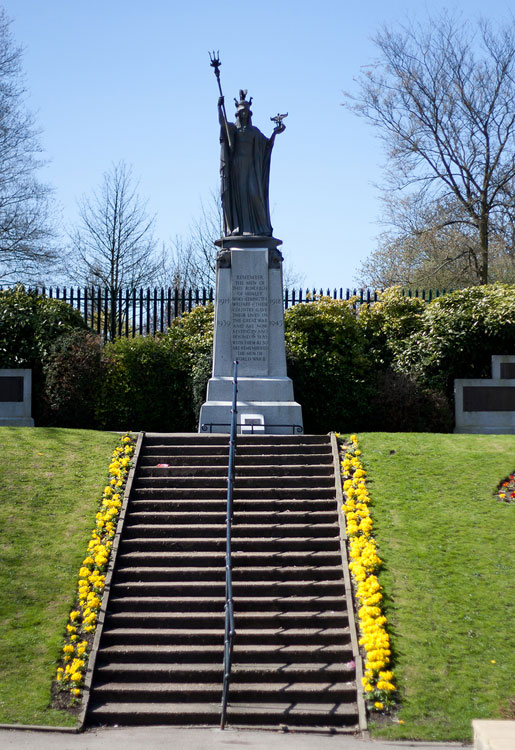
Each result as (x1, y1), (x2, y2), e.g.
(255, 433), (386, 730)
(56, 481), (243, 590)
(2, 0), (514, 287)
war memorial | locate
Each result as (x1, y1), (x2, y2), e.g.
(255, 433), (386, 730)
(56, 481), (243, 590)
(199, 56), (303, 435)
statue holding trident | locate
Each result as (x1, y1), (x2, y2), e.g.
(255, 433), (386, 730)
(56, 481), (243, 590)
(209, 52), (287, 237)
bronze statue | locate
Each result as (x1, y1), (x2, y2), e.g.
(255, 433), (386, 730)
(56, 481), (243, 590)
(209, 53), (286, 237)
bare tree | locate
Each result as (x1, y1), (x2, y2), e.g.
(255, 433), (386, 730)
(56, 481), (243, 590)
(0, 9), (56, 283)
(69, 161), (161, 334)
(346, 12), (515, 284)
(165, 189), (305, 291)
(355, 195), (510, 288)
(165, 192), (221, 289)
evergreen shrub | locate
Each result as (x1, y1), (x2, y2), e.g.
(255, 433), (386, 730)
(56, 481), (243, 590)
(0, 285), (87, 368)
(358, 286), (425, 368)
(96, 335), (194, 432)
(95, 304), (214, 432)
(42, 330), (104, 428)
(284, 297), (374, 433)
(0, 286), (88, 423)
(395, 284), (515, 397)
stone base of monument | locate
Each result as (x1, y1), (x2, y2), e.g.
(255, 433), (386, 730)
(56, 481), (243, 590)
(455, 355), (515, 434)
(200, 375), (303, 435)
(198, 235), (303, 435)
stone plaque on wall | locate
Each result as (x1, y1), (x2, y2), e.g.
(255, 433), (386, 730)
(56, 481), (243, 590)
(463, 386), (515, 411)
(0, 369), (34, 426)
(0, 376), (24, 402)
(500, 362), (515, 378)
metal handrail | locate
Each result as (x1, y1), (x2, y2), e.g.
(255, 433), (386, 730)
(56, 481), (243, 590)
(220, 360), (238, 729)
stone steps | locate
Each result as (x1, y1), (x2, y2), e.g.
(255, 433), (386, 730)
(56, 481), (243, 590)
(106, 594), (349, 613)
(114, 564), (344, 582)
(92, 680), (357, 701)
(105, 610), (349, 627)
(87, 433), (361, 732)
(95, 661), (355, 681)
(115, 549), (342, 565)
(88, 700), (358, 728)
(139, 464), (334, 478)
(96, 643), (353, 664)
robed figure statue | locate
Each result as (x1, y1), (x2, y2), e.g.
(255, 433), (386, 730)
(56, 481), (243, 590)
(218, 90), (285, 237)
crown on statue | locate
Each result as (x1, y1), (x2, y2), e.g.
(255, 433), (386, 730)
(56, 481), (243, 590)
(234, 89), (253, 113)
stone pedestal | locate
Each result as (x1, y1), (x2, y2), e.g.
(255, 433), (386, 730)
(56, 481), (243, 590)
(199, 236), (303, 434)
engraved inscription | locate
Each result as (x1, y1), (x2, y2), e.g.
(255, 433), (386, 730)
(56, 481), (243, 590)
(500, 362), (515, 378)
(0, 376), (24, 402)
(463, 385), (515, 411)
(232, 272), (268, 367)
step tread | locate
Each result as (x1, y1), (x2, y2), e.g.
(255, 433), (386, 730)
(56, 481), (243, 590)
(115, 565), (343, 575)
(96, 662), (355, 674)
(102, 627), (350, 637)
(106, 610), (348, 620)
(93, 681), (356, 693)
(108, 595), (347, 605)
(98, 644), (352, 655)
(89, 701), (357, 715)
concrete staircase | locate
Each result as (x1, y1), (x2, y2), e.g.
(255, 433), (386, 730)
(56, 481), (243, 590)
(87, 433), (361, 731)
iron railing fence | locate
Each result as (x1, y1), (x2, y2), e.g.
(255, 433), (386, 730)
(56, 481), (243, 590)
(0, 285), (453, 340)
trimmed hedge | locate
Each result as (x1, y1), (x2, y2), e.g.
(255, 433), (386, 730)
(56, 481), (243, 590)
(284, 297), (373, 433)
(0, 286), (88, 423)
(393, 284), (515, 397)
(43, 330), (104, 428)
(6, 284), (515, 433)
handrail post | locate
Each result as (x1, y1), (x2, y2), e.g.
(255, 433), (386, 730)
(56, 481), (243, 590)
(221, 360), (238, 730)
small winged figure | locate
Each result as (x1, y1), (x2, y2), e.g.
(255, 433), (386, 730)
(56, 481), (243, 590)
(271, 112), (288, 133)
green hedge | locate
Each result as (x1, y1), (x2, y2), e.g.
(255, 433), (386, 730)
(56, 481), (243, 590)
(0, 286), (88, 423)
(394, 284), (515, 396)
(6, 284), (515, 433)
(284, 297), (373, 433)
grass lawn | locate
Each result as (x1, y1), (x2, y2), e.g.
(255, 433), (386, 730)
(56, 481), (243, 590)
(0, 427), (120, 727)
(358, 433), (515, 742)
(1, 428), (513, 737)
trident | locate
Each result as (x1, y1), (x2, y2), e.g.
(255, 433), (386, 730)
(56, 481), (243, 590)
(209, 51), (232, 148)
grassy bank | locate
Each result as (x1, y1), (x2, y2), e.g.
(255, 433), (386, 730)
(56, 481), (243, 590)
(359, 433), (515, 741)
(1, 428), (513, 736)
(0, 427), (120, 726)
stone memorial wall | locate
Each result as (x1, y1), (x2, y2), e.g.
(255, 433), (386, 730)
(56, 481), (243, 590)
(0, 369), (34, 426)
(455, 355), (515, 433)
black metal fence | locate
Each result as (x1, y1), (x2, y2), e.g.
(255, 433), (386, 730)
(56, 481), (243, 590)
(1, 285), (451, 340)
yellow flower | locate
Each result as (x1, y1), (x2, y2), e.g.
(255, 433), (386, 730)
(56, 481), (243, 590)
(374, 701), (384, 710)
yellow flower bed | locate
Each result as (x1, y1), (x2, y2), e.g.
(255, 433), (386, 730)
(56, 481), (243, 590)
(337, 433), (396, 711)
(55, 432), (135, 701)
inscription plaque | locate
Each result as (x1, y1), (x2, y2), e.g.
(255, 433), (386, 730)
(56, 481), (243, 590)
(0, 376), (24, 402)
(231, 251), (268, 376)
(463, 386), (515, 411)
(500, 362), (515, 378)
